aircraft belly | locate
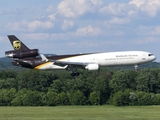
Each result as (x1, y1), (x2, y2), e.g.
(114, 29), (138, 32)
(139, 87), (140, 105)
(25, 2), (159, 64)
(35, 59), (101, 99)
(118, 59), (143, 65)
(35, 62), (66, 70)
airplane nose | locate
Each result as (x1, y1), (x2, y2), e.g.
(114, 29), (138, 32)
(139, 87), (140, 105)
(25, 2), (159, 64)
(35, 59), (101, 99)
(151, 55), (156, 61)
(153, 56), (156, 60)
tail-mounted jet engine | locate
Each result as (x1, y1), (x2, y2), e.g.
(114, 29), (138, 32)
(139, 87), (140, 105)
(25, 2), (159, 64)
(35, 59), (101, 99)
(5, 49), (39, 59)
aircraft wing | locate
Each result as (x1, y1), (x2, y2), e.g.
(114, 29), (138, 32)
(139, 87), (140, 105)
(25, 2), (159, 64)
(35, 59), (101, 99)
(53, 60), (99, 72)
(53, 60), (88, 68)
(40, 54), (88, 68)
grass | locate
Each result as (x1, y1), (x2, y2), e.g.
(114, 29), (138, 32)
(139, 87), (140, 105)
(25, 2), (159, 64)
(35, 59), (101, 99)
(0, 105), (160, 120)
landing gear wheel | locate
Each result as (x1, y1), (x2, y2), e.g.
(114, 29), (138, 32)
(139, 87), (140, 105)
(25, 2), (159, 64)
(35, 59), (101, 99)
(70, 67), (79, 76)
(76, 72), (80, 76)
(71, 72), (80, 76)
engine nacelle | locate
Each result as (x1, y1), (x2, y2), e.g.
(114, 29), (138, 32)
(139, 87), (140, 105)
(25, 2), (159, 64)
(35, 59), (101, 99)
(5, 49), (39, 59)
(85, 64), (99, 70)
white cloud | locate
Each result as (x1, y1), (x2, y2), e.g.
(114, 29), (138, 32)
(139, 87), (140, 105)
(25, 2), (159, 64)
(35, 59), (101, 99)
(90, 0), (103, 6)
(6, 21), (28, 31)
(68, 42), (77, 46)
(75, 25), (103, 36)
(48, 14), (56, 21)
(137, 26), (160, 36)
(99, 0), (160, 17)
(6, 20), (54, 32)
(129, 0), (146, 7)
(106, 17), (130, 25)
(28, 20), (54, 31)
(57, 0), (89, 18)
(100, 2), (128, 16)
(129, 0), (160, 7)
(57, 0), (102, 18)
(62, 20), (74, 30)
(151, 26), (160, 35)
(23, 33), (72, 42)
(46, 5), (54, 12)
(129, 0), (160, 17)
(23, 33), (50, 41)
(135, 37), (159, 44)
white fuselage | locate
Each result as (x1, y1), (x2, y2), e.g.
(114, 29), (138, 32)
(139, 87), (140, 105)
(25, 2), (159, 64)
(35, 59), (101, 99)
(59, 51), (155, 65)
(36, 51), (156, 70)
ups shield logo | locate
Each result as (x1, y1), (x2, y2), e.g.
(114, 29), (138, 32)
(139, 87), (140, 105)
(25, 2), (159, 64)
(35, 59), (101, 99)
(13, 40), (21, 50)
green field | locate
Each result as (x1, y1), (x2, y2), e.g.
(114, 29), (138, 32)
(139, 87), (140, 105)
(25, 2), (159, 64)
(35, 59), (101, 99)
(0, 106), (160, 120)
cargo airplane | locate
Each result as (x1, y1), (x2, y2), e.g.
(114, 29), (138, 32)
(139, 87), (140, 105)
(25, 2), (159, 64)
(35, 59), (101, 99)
(5, 35), (156, 76)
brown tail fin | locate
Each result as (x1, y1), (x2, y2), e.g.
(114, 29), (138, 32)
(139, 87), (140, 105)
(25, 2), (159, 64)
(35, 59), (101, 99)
(7, 35), (30, 51)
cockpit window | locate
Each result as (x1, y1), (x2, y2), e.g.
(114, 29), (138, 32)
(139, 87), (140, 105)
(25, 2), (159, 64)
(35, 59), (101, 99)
(148, 54), (153, 56)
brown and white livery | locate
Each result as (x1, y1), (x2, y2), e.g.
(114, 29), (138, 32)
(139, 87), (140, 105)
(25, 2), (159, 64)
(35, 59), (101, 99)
(5, 35), (156, 76)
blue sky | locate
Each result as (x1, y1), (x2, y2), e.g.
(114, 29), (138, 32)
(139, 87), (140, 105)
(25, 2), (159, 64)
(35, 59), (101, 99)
(1, 0), (160, 61)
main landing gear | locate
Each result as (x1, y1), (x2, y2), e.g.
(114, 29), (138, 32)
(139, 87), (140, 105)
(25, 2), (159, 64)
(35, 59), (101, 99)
(71, 72), (80, 76)
(134, 65), (139, 72)
(70, 67), (80, 76)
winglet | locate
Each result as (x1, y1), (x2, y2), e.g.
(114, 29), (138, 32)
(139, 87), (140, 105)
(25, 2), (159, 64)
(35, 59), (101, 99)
(40, 54), (49, 62)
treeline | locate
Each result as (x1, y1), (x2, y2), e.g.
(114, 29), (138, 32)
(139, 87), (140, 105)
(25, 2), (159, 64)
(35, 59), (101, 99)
(0, 67), (160, 106)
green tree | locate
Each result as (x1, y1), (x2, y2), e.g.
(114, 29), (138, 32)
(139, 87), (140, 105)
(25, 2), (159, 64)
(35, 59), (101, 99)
(45, 91), (59, 106)
(49, 79), (65, 93)
(152, 94), (160, 105)
(109, 90), (130, 106)
(11, 89), (43, 106)
(0, 70), (17, 79)
(0, 78), (17, 90)
(11, 89), (28, 106)
(16, 70), (53, 92)
(154, 68), (160, 93)
(93, 76), (110, 104)
(136, 91), (153, 106)
(109, 70), (137, 93)
(0, 88), (16, 106)
(70, 90), (86, 105)
(89, 91), (101, 105)
(136, 69), (152, 92)
(58, 92), (70, 105)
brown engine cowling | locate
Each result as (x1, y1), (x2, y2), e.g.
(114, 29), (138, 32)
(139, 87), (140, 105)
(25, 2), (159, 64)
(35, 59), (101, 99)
(5, 49), (39, 59)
